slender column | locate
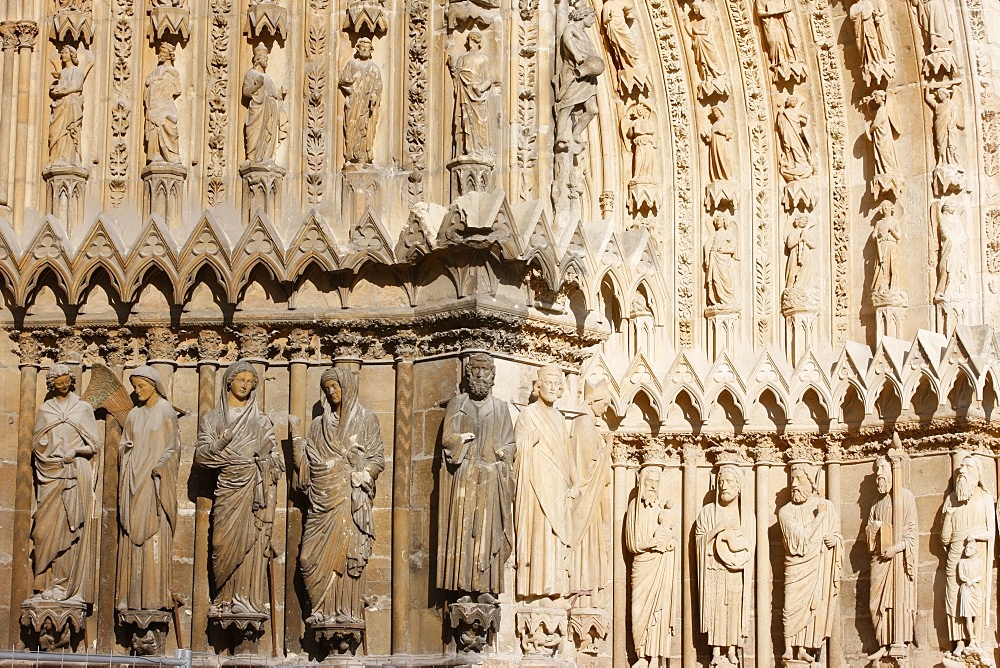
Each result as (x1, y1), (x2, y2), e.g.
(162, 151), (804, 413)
(391, 357), (414, 655)
(0, 22), (18, 206)
(95, 366), (124, 652)
(192, 358), (218, 652)
(7, 348), (38, 648)
(753, 445), (779, 668)
(284, 347), (309, 653)
(825, 447), (843, 667)
(887, 448), (907, 656)
(681, 442), (699, 668)
(611, 442), (635, 668)
(11, 20), (37, 232)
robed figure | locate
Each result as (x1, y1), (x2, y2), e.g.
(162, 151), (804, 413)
(195, 360), (284, 617)
(437, 353), (515, 596)
(554, 6), (604, 152)
(29, 364), (101, 603)
(625, 463), (678, 668)
(340, 38), (382, 168)
(116, 366), (180, 613)
(449, 31), (496, 159)
(849, 0), (895, 86)
(293, 367), (385, 624)
(48, 46), (93, 166)
(144, 43), (182, 164)
(514, 364), (575, 598)
(778, 462), (842, 664)
(704, 216), (739, 307)
(940, 453), (995, 654)
(695, 464), (755, 667)
(242, 44), (287, 164)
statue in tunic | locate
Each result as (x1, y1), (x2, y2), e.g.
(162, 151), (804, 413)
(625, 463), (678, 668)
(625, 103), (656, 183)
(437, 353), (515, 597)
(940, 452), (995, 655)
(292, 367), (385, 625)
(195, 360), (284, 618)
(514, 364), (574, 599)
(784, 215), (817, 290)
(242, 44), (287, 164)
(144, 43), (182, 164)
(702, 105), (735, 210)
(704, 216), (739, 308)
(849, 0), (895, 86)
(601, 0), (648, 93)
(48, 46), (94, 166)
(925, 85), (964, 170)
(684, 0), (729, 99)
(871, 200), (903, 295)
(695, 464), (755, 668)
(554, 6), (604, 153)
(340, 38), (382, 169)
(116, 366), (180, 614)
(28, 364), (100, 603)
(775, 95), (813, 182)
(569, 379), (612, 603)
(866, 89), (902, 197)
(755, 0), (805, 82)
(931, 200), (969, 303)
(778, 461), (842, 665)
(449, 31), (497, 159)
(865, 453), (917, 661)
(910, 0), (956, 70)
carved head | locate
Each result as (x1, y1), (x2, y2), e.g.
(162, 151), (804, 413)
(60, 45), (78, 66)
(935, 86), (951, 102)
(789, 462), (817, 504)
(878, 200), (894, 218)
(784, 94), (799, 109)
(252, 44), (269, 69)
(225, 360), (259, 404)
(941, 201), (956, 215)
(874, 456), (893, 496)
(963, 541), (978, 558)
(46, 363), (75, 396)
(534, 364), (564, 406)
(464, 352), (496, 400)
(157, 42), (175, 64)
(713, 215), (728, 230)
(584, 378), (610, 419)
(708, 105), (723, 123)
(870, 89), (887, 107)
(639, 465), (662, 507)
(955, 453), (982, 503)
(356, 37), (374, 59)
(321, 368), (343, 406)
(466, 30), (483, 50)
(569, 4), (596, 24)
(717, 464), (742, 504)
(129, 365), (168, 403)
(793, 214), (808, 229)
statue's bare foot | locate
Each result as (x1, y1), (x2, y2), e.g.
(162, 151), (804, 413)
(866, 646), (887, 661)
(797, 647), (813, 662)
(954, 640), (966, 656)
(781, 648), (793, 661)
(727, 647), (738, 665)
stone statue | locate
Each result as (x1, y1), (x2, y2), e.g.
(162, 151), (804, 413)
(784, 215), (816, 290)
(684, 0), (730, 99)
(695, 464), (755, 668)
(242, 44), (287, 164)
(866, 89), (902, 198)
(865, 453), (917, 662)
(48, 46), (94, 166)
(28, 364), (100, 603)
(116, 366), (180, 614)
(931, 199), (969, 303)
(910, 0), (957, 73)
(437, 352), (515, 596)
(600, 0), (648, 94)
(925, 84), (965, 195)
(144, 43), (182, 165)
(514, 364), (574, 598)
(940, 452), (995, 656)
(775, 95), (813, 182)
(778, 461), (842, 665)
(625, 462), (678, 668)
(569, 379), (612, 602)
(701, 106), (734, 211)
(704, 216), (739, 308)
(291, 367), (385, 627)
(625, 102), (656, 182)
(849, 0), (895, 87)
(871, 200), (902, 295)
(554, 6), (604, 154)
(340, 37), (382, 169)
(195, 360), (284, 619)
(449, 31), (497, 159)
(755, 0), (805, 82)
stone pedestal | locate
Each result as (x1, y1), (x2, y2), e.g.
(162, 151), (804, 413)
(449, 155), (494, 196)
(783, 181), (815, 212)
(240, 161), (284, 225)
(245, 2), (287, 39)
(142, 163), (187, 227)
(941, 648), (995, 668)
(43, 164), (89, 233)
(933, 165), (966, 197)
(706, 305), (740, 359)
(628, 179), (660, 216)
(210, 611), (267, 662)
(117, 609), (171, 656)
(568, 606), (609, 656)
(447, 596), (500, 653)
(515, 606), (567, 657)
(781, 287), (819, 365)
(935, 296), (966, 337)
(342, 168), (380, 226)
(51, 8), (93, 43)
(149, 6), (190, 40)
(704, 179), (735, 213)
(310, 618), (365, 656)
(873, 289), (907, 343)
(20, 597), (87, 651)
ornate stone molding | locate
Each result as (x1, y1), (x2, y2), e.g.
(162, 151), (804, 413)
(108, 1), (134, 207)
(206, 0), (233, 206)
(404, 0), (429, 201)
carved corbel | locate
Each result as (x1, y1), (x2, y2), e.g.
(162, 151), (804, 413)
(345, 0), (388, 35)
(51, 2), (92, 45)
(148, 0), (191, 42)
(245, 0), (287, 40)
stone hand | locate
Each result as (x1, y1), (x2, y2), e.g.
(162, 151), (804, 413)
(460, 432), (475, 443)
(823, 535), (837, 549)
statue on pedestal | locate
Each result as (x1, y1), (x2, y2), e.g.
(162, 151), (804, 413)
(242, 44), (287, 165)
(144, 43), (182, 164)
(48, 46), (94, 166)
(340, 38), (382, 169)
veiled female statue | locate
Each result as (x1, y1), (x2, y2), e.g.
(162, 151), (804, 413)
(117, 366), (180, 614)
(292, 367), (385, 625)
(195, 360), (284, 618)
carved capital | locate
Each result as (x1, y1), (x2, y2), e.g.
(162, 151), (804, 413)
(57, 334), (88, 363)
(196, 329), (224, 362)
(145, 327), (178, 361)
(611, 436), (638, 467)
(14, 331), (43, 366)
(287, 328), (313, 361)
(0, 22), (18, 50)
(751, 441), (782, 466)
(237, 325), (271, 360)
(14, 21), (38, 49)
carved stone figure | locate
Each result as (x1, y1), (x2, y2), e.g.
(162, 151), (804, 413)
(940, 452), (995, 656)
(195, 360), (284, 621)
(704, 216), (739, 308)
(437, 352), (515, 596)
(925, 84), (965, 195)
(514, 364), (573, 598)
(570, 379), (611, 602)
(242, 44), (287, 164)
(625, 103), (656, 183)
(849, 0), (895, 87)
(625, 462), (678, 668)
(27, 364), (100, 603)
(866, 90), (902, 198)
(702, 105), (735, 211)
(48, 46), (94, 166)
(775, 95), (813, 182)
(910, 0), (957, 74)
(778, 461), (842, 665)
(292, 367), (385, 630)
(784, 215), (816, 290)
(340, 38), (382, 169)
(871, 200), (902, 295)
(932, 199), (969, 303)
(600, 0), (648, 94)
(755, 0), (805, 83)
(695, 464), (755, 668)
(117, 366), (179, 613)
(554, 6), (604, 154)
(449, 31), (497, 159)
(684, 0), (730, 100)
(144, 43), (181, 164)
(865, 453), (917, 661)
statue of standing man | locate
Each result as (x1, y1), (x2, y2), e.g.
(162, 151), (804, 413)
(144, 43), (182, 164)
(340, 38), (382, 169)
(242, 44), (287, 165)
(449, 31), (497, 160)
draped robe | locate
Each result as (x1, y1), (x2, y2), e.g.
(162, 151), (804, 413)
(340, 58), (382, 164)
(49, 63), (87, 165)
(625, 497), (677, 662)
(30, 393), (100, 602)
(242, 66), (284, 163)
(941, 487), (995, 640)
(451, 49), (494, 158)
(437, 392), (515, 595)
(695, 498), (755, 648)
(295, 370), (384, 622)
(144, 62), (181, 164)
(569, 413), (611, 596)
(514, 400), (574, 597)
(865, 489), (918, 647)
(117, 398), (179, 612)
